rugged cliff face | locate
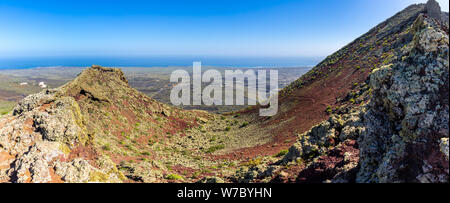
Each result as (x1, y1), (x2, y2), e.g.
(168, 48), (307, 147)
(426, 0), (443, 21)
(232, 2), (449, 183)
(357, 14), (448, 183)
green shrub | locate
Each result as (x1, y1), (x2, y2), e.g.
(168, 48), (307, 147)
(166, 174), (183, 180)
(206, 145), (225, 153)
(102, 144), (111, 151)
(125, 144), (135, 151)
(295, 158), (304, 165)
(275, 149), (289, 157)
(244, 158), (262, 168)
(241, 122), (249, 128)
(148, 139), (156, 146)
(141, 151), (151, 156)
(302, 149), (320, 160)
(191, 171), (200, 179)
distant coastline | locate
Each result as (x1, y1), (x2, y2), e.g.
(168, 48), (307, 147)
(0, 56), (323, 70)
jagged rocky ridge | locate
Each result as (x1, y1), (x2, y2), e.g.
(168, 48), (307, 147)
(0, 71), (124, 182)
(0, 66), (210, 182)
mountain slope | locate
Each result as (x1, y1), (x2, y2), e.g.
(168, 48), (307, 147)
(231, 3), (447, 160)
(0, 66), (219, 182)
(265, 3), (426, 133)
(232, 2), (449, 183)
(0, 65), (279, 183)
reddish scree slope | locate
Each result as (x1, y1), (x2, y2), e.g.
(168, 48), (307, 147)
(221, 4), (427, 159)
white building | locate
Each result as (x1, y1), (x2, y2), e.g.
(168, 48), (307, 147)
(38, 82), (47, 88)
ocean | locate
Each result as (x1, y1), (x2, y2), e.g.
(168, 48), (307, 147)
(0, 56), (323, 69)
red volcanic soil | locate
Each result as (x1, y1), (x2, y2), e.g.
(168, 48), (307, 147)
(295, 139), (359, 183)
(266, 139), (359, 183)
(219, 55), (375, 160)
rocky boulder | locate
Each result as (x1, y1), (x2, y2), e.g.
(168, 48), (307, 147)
(357, 14), (449, 183)
(426, 0), (442, 21)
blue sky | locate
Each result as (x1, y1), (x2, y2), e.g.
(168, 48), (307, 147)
(0, 0), (448, 58)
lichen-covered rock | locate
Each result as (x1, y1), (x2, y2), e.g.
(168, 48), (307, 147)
(53, 157), (123, 183)
(33, 97), (87, 144)
(13, 89), (56, 116)
(440, 138), (449, 160)
(8, 142), (62, 183)
(197, 176), (225, 183)
(120, 161), (165, 183)
(283, 120), (336, 162)
(283, 110), (365, 163)
(0, 81), (122, 183)
(357, 14), (449, 183)
(232, 166), (267, 183)
(339, 111), (365, 141)
(53, 158), (94, 183)
(231, 157), (279, 183)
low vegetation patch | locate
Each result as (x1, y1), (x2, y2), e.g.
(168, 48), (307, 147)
(275, 149), (289, 157)
(166, 174), (183, 180)
(102, 144), (111, 151)
(244, 157), (262, 168)
(206, 144), (225, 153)
(0, 100), (15, 116)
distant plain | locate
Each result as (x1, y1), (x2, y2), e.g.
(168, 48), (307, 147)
(0, 66), (311, 116)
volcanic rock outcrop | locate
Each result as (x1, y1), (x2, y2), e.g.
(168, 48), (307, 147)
(426, 0), (442, 21)
(357, 14), (449, 183)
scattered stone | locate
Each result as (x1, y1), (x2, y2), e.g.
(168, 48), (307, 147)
(197, 176), (225, 183)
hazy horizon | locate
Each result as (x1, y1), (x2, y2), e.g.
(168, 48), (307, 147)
(0, 55), (323, 69)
